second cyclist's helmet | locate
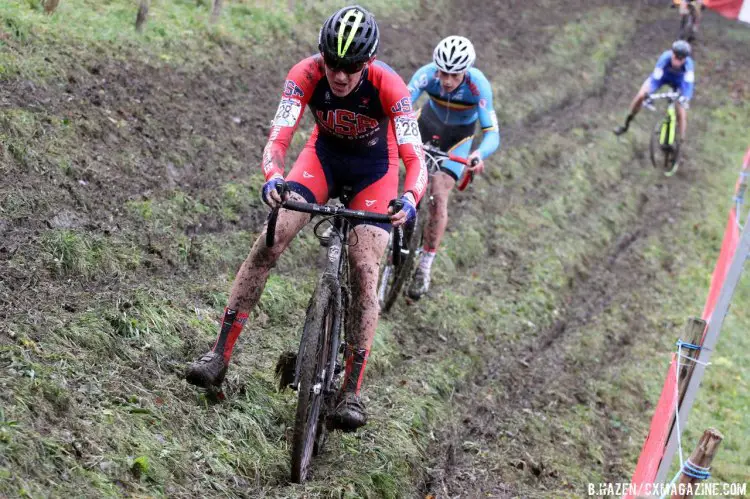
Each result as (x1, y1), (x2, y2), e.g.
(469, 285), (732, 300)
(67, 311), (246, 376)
(319, 5), (379, 66)
(433, 36), (476, 74)
(672, 39), (691, 59)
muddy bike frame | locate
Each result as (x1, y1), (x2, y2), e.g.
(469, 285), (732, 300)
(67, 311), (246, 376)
(266, 188), (398, 483)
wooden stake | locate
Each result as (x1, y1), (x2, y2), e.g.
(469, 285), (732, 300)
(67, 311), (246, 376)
(210, 0), (223, 23)
(676, 318), (705, 406)
(44, 0), (60, 14)
(663, 318), (706, 444)
(135, 0), (149, 33)
(670, 428), (723, 499)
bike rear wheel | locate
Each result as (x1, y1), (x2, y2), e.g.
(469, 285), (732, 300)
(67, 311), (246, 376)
(290, 285), (333, 483)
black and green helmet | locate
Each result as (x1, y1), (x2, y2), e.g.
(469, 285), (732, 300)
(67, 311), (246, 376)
(319, 5), (379, 67)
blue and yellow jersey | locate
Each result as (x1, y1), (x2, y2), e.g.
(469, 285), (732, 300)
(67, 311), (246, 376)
(407, 63), (500, 159)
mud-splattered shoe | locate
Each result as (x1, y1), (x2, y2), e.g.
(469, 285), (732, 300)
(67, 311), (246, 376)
(185, 351), (227, 388)
(407, 266), (431, 301)
(329, 392), (367, 432)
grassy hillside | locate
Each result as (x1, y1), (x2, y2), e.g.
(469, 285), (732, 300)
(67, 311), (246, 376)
(1, 1), (748, 498)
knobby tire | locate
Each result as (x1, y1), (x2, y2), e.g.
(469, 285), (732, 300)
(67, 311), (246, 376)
(290, 284), (333, 483)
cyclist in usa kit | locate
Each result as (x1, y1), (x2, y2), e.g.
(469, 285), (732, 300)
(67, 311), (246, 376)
(405, 36), (500, 300)
(614, 40), (695, 141)
(186, 5), (427, 431)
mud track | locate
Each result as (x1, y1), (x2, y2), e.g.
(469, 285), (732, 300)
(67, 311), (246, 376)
(417, 4), (748, 498)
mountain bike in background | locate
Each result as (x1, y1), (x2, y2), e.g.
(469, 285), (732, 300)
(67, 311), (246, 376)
(645, 91), (682, 177)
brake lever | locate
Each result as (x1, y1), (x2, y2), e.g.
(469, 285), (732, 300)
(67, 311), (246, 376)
(387, 199), (405, 267)
(265, 181), (289, 248)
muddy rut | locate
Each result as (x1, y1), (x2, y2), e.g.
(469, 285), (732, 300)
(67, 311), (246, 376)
(415, 5), (748, 499)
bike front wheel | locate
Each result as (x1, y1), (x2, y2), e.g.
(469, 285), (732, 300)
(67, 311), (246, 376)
(649, 119), (681, 176)
(290, 285), (333, 483)
(377, 200), (428, 312)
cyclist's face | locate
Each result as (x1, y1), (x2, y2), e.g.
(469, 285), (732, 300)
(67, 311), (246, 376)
(671, 53), (686, 68)
(438, 71), (466, 93)
(323, 61), (366, 97)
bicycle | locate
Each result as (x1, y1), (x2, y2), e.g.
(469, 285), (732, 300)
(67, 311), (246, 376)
(268, 184), (401, 483)
(645, 91), (682, 177)
(376, 137), (476, 312)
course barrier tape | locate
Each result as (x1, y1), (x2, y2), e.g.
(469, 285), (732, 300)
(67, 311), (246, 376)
(624, 147), (750, 498)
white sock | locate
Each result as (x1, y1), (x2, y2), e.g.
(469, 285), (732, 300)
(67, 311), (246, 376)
(419, 251), (436, 273)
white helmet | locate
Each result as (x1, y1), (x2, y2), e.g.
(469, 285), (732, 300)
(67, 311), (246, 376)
(433, 36), (476, 74)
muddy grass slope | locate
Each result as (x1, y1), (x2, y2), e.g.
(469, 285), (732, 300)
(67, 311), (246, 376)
(2, 1), (749, 498)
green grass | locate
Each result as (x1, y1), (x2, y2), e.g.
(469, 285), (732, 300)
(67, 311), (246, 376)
(652, 100), (750, 487)
(492, 7), (636, 124)
(0, 0), (415, 78)
(41, 229), (141, 279)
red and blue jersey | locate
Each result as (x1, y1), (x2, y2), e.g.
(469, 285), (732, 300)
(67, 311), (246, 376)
(262, 55), (427, 204)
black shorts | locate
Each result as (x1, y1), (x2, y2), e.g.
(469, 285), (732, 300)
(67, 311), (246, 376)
(417, 104), (477, 180)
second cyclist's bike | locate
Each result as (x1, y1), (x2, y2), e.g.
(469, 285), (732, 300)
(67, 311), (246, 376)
(377, 137), (476, 311)
(645, 91), (682, 177)
(677, 0), (702, 41)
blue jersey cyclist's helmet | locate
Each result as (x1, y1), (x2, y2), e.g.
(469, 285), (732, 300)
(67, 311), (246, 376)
(672, 40), (691, 59)
(319, 5), (379, 69)
(433, 36), (476, 74)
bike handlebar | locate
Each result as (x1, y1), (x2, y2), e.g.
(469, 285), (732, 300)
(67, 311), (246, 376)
(423, 143), (481, 191)
(643, 91), (681, 112)
(648, 91), (681, 101)
(424, 143), (481, 191)
(265, 182), (399, 248)
(423, 143), (475, 166)
(280, 200), (393, 223)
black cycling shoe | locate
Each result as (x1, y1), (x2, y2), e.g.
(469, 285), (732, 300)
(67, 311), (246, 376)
(186, 351), (227, 388)
(329, 392), (368, 432)
(613, 124), (629, 136)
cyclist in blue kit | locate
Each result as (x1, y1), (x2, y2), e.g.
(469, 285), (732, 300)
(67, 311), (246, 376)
(614, 40), (695, 141)
(405, 36), (500, 299)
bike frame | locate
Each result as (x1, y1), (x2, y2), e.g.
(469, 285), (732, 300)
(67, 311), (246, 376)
(660, 102), (677, 147)
(646, 91), (682, 175)
(646, 91), (681, 147)
(266, 192), (394, 482)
